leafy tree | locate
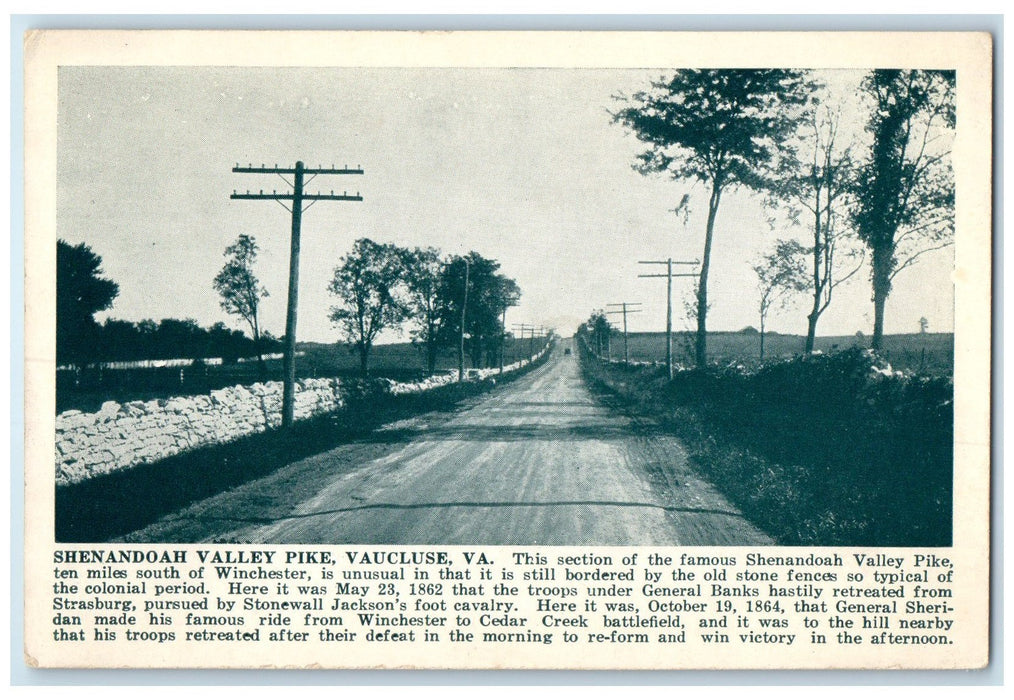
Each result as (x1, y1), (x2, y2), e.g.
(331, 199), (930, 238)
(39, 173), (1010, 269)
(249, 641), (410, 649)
(56, 239), (119, 368)
(852, 69), (955, 350)
(438, 253), (521, 370)
(214, 234), (269, 377)
(402, 246), (447, 374)
(155, 318), (205, 360)
(752, 241), (808, 362)
(586, 310), (612, 358)
(328, 238), (409, 376)
(768, 105), (865, 353)
(613, 69), (813, 367)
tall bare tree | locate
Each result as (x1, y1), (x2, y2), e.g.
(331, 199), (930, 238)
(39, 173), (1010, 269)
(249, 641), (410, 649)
(768, 106), (866, 353)
(753, 241), (808, 362)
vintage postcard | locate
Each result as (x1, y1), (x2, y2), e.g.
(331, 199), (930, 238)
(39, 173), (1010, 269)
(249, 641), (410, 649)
(23, 30), (992, 670)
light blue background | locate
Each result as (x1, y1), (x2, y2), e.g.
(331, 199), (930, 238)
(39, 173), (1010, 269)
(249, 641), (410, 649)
(9, 13), (1003, 687)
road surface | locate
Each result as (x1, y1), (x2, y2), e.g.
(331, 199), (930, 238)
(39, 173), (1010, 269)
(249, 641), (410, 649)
(125, 342), (772, 545)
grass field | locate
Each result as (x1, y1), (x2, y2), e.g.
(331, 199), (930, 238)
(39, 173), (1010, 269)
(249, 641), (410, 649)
(56, 336), (548, 414)
(599, 330), (953, 376)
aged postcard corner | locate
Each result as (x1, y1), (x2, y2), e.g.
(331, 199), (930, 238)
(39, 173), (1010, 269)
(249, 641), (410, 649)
(23, 29), (992, 671)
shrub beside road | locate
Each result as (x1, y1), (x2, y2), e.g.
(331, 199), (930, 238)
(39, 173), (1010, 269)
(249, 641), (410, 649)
(579, 340), (952, 546)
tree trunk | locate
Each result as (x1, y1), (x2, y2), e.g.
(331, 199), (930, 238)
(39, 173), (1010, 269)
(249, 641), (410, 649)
(426, 340), (438, 375)
(871, 243), (893, 351)
(470, 336), (483, 369)
(252, 316), (266, 382)
(804, 312), (819, 354)
(696, 180), (722, 368)
(359, 343), (370, 377)
(806, 191), (823, 355)
(759, 315), (766, 362)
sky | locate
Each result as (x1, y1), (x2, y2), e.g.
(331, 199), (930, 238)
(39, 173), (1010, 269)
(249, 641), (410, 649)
(56, 66), (955, 344)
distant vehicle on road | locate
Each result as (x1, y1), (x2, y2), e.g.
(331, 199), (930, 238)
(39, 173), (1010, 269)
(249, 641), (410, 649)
(564, 348), (572, 355)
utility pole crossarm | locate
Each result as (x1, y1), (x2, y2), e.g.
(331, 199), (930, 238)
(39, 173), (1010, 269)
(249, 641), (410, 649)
(637, 259), (700, 265)
(233, 164), (364, 175)
(637, 273), (699, 278)
(231, 192), (363, 201)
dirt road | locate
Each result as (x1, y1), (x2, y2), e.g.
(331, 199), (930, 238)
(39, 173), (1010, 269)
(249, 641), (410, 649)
(125, 342), (772, 545)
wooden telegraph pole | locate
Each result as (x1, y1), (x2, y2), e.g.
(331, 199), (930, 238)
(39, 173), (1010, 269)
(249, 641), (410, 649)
(638, 258), (699, 379)
(499, 306), (509, 375)
(231, 161), (363, 427)
(606, 302), (642, 365)
(512, 323), (533, 364)
(458, 257), (470, 382)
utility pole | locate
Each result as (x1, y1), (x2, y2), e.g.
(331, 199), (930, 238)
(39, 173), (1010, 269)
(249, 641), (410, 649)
(512, 323), (534, 363)
(607, 302), (642, 365)
(458, 257), (470, 382)
(231, 161), (363, 428)
(499, 306), (509, 375)
(638, 258), (699, 379)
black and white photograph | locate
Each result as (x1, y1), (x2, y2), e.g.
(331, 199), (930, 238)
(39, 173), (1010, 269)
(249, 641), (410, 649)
(23, 29), (992, 670)
(51, 63), (959, 547)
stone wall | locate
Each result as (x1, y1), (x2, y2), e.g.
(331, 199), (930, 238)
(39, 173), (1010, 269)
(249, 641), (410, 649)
(55, 378), (343, 486)
(54, 343), (552, 486)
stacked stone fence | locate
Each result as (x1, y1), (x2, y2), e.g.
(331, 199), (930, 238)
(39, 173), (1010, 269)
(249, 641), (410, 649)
(55, 342), (553, 486)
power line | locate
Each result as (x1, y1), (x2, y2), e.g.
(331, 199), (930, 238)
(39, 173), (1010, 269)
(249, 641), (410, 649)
(231, 160), (363, 428)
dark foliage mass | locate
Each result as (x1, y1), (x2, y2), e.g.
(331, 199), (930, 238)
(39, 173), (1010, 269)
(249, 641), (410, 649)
(579, 339), (952, 546)
(57, 240), (119, 367)
(56, 320), (285, 413)
(86, 318), (282, 365)
(328, 239), (522, 377)
(437, 252), (522, 370)
(852, 70), (955, 350)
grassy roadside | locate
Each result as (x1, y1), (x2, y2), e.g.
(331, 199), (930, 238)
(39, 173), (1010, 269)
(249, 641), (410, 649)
(579, 340), (952, 547)
(56, 347), (554, 543)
